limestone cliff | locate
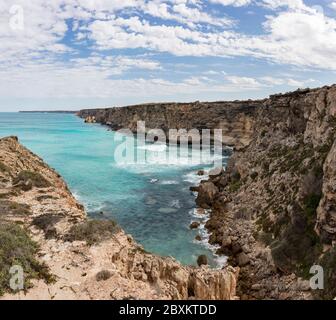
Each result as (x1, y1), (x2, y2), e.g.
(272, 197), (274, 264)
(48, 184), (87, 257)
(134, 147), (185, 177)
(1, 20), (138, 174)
(194, 85), (336, 300)
(78, 101), (259, 148)
(78, 84), (336, 300)
(0, 136), (238, 300)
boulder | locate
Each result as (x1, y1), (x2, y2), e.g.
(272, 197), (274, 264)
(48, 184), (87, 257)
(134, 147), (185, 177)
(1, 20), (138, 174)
(197, 170), (205, 176)
(196, 182), (219, 208)
(195, 234), (202, 241)
(190, 221), (200, 229)
(197, 255), (208, 266)
(190, 186), (199, 192)
(209, 167), (224, 179)
(237, 252), (250, 267)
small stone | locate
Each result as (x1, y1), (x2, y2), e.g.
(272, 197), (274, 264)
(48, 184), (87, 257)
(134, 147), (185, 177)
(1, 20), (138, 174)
(195, 235), (202, 241)
(242, 244), (252, 254)
(251, 284), (262, 291)
(197, 170), (205, 176)
(190, 221), (200, 229)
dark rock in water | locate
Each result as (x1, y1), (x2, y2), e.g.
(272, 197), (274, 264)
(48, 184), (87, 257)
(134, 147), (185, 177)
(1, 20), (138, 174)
(197, 170), (205, 176)
(197, 255), (208, 266)
(195, 234), (202, 241)
(190, 221), (200, 229)
(190, 186), (199, 192)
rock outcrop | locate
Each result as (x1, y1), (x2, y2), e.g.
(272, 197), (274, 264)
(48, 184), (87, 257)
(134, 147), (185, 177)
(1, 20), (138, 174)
(194, 85), (336, 300)
(0, 136), (238, 300)
(78, 101), (259, 148)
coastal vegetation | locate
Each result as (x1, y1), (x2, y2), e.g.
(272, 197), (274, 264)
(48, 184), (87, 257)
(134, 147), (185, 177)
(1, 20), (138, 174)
(13, 170), (51, 190)
(64, 219), (120, 245)
(0, 222), (54, 296)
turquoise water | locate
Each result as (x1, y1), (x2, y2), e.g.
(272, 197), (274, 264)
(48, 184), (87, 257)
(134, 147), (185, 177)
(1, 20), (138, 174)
(0, 112), (228, 266)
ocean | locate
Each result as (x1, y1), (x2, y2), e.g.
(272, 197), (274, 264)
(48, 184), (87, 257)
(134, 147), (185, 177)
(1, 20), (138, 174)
(0, 112), (229, 267)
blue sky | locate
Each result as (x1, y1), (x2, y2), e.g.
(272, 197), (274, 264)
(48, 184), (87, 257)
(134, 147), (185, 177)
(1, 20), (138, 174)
(0, 0), (336, 111)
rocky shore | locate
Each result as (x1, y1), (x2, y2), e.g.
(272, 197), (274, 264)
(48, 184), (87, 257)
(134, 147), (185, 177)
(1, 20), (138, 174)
(194, 85), (336, 300)
(78, 85), (336, 300)
(0, 136), (238, 300)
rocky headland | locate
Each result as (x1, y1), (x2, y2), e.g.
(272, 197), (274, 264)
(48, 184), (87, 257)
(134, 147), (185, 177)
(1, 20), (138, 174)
(78, 100), (258, 148)
(78, 85), (336, 300)
(0, 136), (238, 300)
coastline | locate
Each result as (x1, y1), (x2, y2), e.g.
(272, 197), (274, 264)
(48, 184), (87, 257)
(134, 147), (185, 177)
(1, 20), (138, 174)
(76, 84), (336, 300)
(0, 136), (238, 300)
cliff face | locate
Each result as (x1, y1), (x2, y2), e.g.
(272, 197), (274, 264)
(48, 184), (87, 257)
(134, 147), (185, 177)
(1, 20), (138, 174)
(0, 136), (238, 300)
(78, 84), (336, 300)
(78, 101), (260, 148)
(194, 85), (336, 300)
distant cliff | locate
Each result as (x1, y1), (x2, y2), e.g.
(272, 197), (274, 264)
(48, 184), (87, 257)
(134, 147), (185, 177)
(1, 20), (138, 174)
(78, 100), (261, 148)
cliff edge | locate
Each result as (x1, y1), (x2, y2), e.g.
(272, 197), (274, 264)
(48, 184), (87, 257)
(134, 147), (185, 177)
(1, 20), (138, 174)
(194, 85), (336, 300)
(0, 136), (238, 300)
(78, 85), (336, 300)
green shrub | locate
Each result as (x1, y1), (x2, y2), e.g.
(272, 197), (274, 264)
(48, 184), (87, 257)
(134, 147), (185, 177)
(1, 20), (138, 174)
(32, 214), (62, 239)
(65, 220), (120, 245)
(0, 223), (54, 295)
(229, 181), (243, 193)
(13, 171), (51, 189)
(96, 270), (112, 282)
(0, 200), (31, 216)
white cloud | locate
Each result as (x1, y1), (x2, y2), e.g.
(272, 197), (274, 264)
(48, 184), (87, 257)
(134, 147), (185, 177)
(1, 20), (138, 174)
(210, 0), (252, 7)
(329, 2), (336, 11)
(226, 76), (262, 87)
(0, 0), (334, 108)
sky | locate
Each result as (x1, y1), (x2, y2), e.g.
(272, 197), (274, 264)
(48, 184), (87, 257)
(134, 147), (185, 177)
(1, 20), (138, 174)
(0, 0), (336, 111)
